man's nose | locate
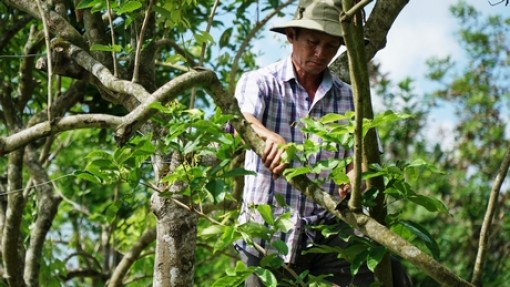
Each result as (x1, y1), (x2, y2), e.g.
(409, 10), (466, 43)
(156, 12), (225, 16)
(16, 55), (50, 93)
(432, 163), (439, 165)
(314, 44), (327, 59)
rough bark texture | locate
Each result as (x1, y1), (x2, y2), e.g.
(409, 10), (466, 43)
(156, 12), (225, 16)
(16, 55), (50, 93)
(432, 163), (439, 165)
(108, 228), (156, 287)
(23, 148), (62, 287)
(151, 152), (197, 287)
(2, 150), (26, 287)
(0, 0), (478, 286)
(152, 195), (197, 287)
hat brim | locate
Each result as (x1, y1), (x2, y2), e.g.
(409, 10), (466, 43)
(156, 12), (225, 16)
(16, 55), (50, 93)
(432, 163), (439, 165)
(270, 19), (344, 38)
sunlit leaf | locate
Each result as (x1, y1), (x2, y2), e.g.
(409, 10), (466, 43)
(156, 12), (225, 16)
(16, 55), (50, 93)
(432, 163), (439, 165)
(256, 204), (274, 225)
(116, 1), (142, 14)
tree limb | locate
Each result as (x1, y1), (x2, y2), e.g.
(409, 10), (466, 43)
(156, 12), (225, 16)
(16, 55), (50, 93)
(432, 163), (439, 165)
(2, 150), (27, 287)
(471, 144), (510, 285)
(0, 114), (122, 155)
(2, 0), (87, 48)
(341, 0), (367, 212)
(23, 147), (62, 287)
(50, 39), (149, 103)
(107, 228), (156, 287)
(203, 68), (474, 287)
(132, 0), (155, 83)
(331, 0), (410, 82)
(341, 0), (374, 22)
(228, 0), (296, 94)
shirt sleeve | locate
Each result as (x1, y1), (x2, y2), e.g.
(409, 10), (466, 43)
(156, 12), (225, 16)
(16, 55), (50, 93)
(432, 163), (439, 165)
(234, 71), (267, 119)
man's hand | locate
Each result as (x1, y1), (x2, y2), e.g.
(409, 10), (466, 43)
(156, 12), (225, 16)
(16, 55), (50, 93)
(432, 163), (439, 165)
(338, 168), (367, 199)
(262, 133), (287, 179)
(242, 113), (288, 179)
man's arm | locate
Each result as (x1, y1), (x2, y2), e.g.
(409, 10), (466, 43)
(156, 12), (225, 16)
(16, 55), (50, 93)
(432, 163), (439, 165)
(243, 112), (287, 178)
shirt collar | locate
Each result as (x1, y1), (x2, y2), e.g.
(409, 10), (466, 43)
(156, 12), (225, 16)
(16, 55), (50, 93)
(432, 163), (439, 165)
(282, 56), (333, 92)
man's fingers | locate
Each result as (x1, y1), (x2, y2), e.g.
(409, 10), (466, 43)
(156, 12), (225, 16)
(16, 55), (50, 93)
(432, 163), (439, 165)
(264, 143), (278, 167)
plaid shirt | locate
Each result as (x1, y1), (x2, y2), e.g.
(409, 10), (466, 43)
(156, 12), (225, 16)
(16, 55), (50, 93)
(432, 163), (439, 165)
(235, 56), (354, 263)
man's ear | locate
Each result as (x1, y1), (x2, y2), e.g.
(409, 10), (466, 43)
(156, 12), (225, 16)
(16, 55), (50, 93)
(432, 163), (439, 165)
(285, 27), (296, 42)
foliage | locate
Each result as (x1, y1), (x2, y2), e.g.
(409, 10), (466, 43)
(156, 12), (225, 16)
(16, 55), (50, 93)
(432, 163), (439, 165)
(1, 0), (508, 286)
(373, 1), (510, 285)
(0, 0), (288, 286)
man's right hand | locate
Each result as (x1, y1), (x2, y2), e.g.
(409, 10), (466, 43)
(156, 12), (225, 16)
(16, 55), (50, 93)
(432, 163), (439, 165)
(262, 133), (287, 178)
(243, 113), (288, 179)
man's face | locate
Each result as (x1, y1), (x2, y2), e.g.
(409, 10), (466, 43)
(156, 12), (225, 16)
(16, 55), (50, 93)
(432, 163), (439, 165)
(287, 28), (342, 76)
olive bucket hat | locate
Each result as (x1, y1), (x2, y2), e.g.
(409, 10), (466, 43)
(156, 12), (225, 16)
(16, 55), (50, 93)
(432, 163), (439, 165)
(270, 0), (344, 38)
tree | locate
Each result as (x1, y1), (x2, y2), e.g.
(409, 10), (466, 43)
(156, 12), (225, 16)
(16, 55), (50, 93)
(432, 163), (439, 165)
(373, 1), (510, 286)
(0, 0), (503, 286)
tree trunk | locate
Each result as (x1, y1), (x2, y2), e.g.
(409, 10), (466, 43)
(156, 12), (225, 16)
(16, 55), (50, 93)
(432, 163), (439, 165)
(152, 195), (197, 287)
(151, 152), (197, 287)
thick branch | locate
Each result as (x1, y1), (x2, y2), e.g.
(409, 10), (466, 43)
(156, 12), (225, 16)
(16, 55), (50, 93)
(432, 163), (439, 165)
(0, 114), (122, 155)
(206, 69), (474, 287)
(2, 0), (87, 48)
(331, 0), (410, 81)
(108, 228), (156, 287)
(114, 70), (219, 145)
(341, 0), (368, 212)
(51, 40), (149, 103)
(2, 150), (27, 287)
(23, 147), (62, 287)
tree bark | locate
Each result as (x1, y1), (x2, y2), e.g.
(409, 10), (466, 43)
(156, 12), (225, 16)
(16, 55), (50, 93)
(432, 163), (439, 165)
(23, 147), (62, 287)
(2, 150), (27, 287)
(471, 145), (510, 285)
(108, 228), (156, 287)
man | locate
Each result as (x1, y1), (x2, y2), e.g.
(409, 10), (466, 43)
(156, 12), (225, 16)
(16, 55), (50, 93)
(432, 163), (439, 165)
(234, 0), (408, 286)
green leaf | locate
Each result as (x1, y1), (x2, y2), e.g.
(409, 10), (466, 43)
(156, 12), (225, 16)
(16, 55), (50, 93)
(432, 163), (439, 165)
(205, 179), (225, 204)
(408, 194), (448, 213)
(319, 113), (348, 123)
(200, 225), (224, 237)
(183, 140), (199, 154)
(283, 166), (311, 180)
(76, 0), (102, 9)
(254, 267), (277, 287)
(219, 27), (233, 48)
(86, 150), (112, 159)
(275, 213), (293, 233)
(148, 102), (171, 113)
(260, 254), (284, 269)
(116, 1), (142, 14)
(271, 240), (289, 255)
(90, 43), (122, 52)
(195, 30), (215, 45)
(90, 159), (115, 171)
(211, 275), (247, 287)
(256, 204), (274, 225)
(75, 171), (102, 184)
(213, 226), (236, 253)
(350, 251), (367, 276)
(238, 222), (272, 241)
(398, 220), (440, 259)
(367, 246), (386, 272)
(113, 147), (132, 165)
(222, 168), (256, 178)
(274, 194), (288, 208)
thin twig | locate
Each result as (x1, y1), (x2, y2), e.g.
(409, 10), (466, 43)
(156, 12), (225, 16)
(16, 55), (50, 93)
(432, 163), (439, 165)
(228, 0), (296, 94)
(132, 0), (155, 83)
(190, 0), (220, 110)
(471, 145), (510, 285)
(35, 0), (53, 121)
(340, 0), (373, 22)
(106, 0), (119, 77)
